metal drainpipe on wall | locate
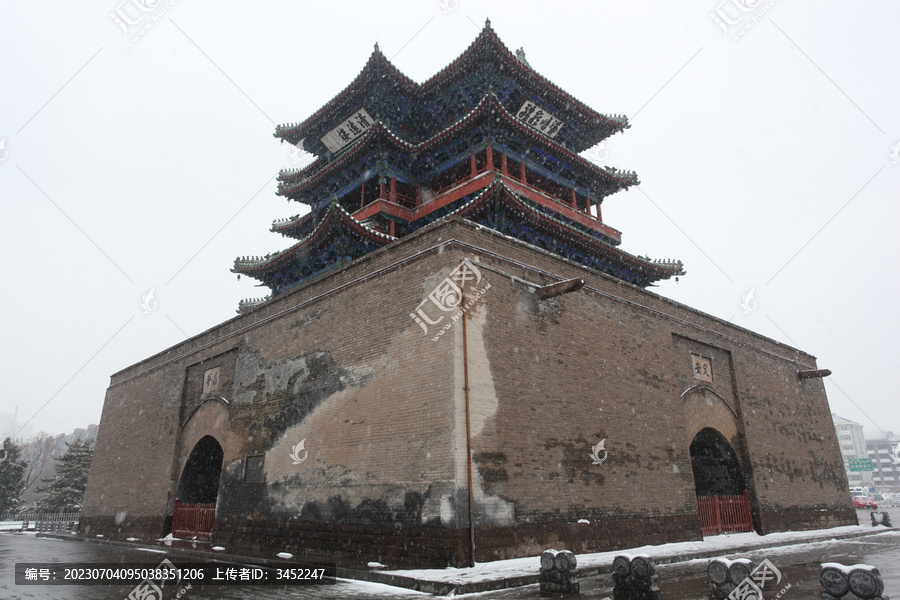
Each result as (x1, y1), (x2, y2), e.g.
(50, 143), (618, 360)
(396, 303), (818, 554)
(462, 285), (476, 567)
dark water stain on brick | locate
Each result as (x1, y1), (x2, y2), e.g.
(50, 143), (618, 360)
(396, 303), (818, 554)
(262, 351), (352, 451)
(543, 438), (605, 486)
(298, 489), (431, 526)
(474, 451), (509, 492)
(216, 462), (276, 518)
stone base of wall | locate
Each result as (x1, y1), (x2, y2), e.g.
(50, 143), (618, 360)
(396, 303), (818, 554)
(80, 515), (168, 541)
(756, 506), (858, 534)
(214, 517), (468, 568)
(211, 513), (703, 568)
(81, 507), (857, 568)
(475, 514), (703, 562)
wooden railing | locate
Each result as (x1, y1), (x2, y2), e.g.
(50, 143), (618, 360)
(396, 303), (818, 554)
(697, 491), (753, 535)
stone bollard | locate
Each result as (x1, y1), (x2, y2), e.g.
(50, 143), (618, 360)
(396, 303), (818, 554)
(707, 557), (755, 600)
(870, 512), (892, 527)
(539, 549), (580, 595)
(612, 554), (661, 600)
(820, 563), (889, 600)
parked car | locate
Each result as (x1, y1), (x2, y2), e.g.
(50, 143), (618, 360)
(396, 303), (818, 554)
(853, 497), (878, 509)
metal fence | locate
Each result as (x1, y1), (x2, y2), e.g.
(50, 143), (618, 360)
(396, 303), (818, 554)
(0, 512), (80, 533)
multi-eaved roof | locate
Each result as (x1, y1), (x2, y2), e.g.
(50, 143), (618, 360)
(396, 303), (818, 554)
(233, 20), (684, 311)
(274, 19), (629, 156)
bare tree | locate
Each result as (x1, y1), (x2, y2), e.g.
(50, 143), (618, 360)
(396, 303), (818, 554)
(19, 432), (62, 504)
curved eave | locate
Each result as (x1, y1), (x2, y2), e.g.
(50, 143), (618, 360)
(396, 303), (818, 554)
(276, 24), (629, 154)
(278, 94), (639, 203)
(411, 94), (640, 196)
(277, 122), (416, 197)
(274, 48), (418, 147)
(485, 96), (640, 193)
(420, 22), (628, 149)
(271, 210), (315, 238)
(279, 94), (503, 196)
(277, 156), (326, 183)
(232, 203), (395, 277)
(449, 181), (684, 281)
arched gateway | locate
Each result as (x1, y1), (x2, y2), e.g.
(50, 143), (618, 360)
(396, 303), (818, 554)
(682, 386), (754, 535)
(689, 428), (753, 535)
(173, 435), (223, 541)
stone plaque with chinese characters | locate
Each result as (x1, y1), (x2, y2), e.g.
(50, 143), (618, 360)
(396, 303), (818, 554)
(515, 101), (564, 138)
(320, 108), (373, 153)
(203, 367), (221, 395)
(691, 354), (713, 383)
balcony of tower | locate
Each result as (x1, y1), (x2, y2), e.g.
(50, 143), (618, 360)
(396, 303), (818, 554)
(348, 145), (623, 246)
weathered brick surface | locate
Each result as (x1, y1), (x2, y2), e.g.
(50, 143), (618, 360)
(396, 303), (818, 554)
(81, 218), (855, 567)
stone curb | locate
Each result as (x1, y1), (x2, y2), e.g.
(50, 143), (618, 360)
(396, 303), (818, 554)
(34, 527), (894, 596)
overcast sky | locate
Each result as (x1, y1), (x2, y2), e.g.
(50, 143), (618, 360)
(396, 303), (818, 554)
(1, 1), (898, 438)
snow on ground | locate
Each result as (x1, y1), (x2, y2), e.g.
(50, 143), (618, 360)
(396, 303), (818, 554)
(336, 578), (430, 596)
(381, 525), (879, 586)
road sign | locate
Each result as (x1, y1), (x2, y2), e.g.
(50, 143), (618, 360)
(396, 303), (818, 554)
(849, 458), (874, 472)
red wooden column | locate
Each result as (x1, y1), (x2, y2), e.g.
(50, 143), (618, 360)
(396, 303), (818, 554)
(470, 154), (477, 177)
(486, 145), (494, 171)
(596, 201), (603, 222)
(501, 153), (508, 175)
(379, 180), (386, 200)
(389, 177), (397, 203)
(570, 189), (577, 208)
(520, 162), (527, 184)
(389, 220), (396, 237)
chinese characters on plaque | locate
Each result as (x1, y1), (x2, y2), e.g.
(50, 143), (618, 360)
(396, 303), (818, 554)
(203, 367), (221, 395)
(515, 101), (564, 138)
(691, 354), (713, 383)
(319, 108), (374, 153)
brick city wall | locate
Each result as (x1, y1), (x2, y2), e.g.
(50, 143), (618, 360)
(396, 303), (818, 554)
(82, 218), (855, 567)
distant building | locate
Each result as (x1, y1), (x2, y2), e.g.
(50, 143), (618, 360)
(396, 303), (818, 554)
(832, 413), (873, 489)
(865, 431), (900, 493)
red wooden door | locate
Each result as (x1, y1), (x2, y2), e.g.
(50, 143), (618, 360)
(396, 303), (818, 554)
(172, 500), (216, 541)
